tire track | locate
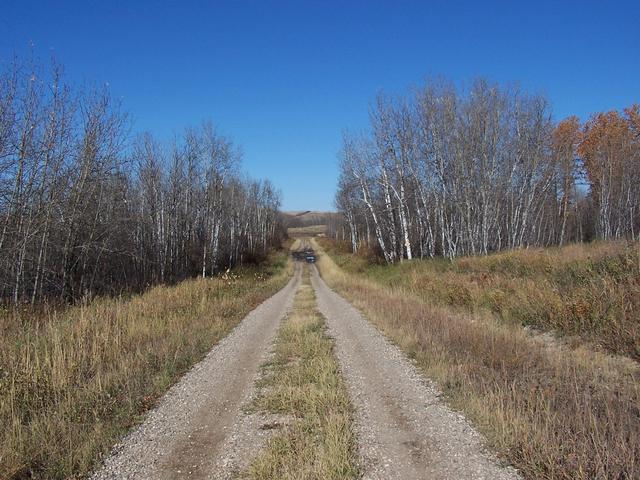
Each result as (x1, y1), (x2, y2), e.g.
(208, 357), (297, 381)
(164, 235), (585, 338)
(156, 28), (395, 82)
(92, 264), (301, 479)
(311, 266), (520, 480)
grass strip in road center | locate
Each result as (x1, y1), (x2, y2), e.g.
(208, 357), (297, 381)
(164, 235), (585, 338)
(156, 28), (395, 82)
(241, 265), (359, 480)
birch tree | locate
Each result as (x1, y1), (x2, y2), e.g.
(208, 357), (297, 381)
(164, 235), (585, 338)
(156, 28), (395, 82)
(0, 57), (284, 304)
(334, 79), (638, 262)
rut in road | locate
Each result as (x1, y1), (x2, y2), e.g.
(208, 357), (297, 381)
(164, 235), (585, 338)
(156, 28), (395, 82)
(311, 266), (520, 480)
(93, 250), (519, 480)
(92, 264), (302, 480)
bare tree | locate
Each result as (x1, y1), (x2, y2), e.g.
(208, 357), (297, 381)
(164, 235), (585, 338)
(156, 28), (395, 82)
(0, 57), (284, 304)
(334, 79), (638, 262)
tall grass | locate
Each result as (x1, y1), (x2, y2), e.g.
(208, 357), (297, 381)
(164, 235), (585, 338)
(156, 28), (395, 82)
(0, 253), (291, 479)
(314, 239), (640, 479)
(321, 239), (640, 359)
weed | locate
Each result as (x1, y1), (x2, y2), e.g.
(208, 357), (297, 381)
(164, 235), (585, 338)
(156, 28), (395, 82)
(0, 253), (291, 479)
(315, 239), (640, 479)
(319, 239), (640, 359)
(241, 266), (359, 480)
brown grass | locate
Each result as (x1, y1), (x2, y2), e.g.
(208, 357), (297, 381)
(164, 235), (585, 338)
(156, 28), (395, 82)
(320, 239), (640, 359)
(0, 253), (291, 479)
(314, 239), (640, 479)
(242, 265), (359, 479)
(287, 225), (327, 236)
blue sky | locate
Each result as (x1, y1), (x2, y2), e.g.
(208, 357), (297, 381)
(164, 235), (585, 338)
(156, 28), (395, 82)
(2, 1), (639, 211)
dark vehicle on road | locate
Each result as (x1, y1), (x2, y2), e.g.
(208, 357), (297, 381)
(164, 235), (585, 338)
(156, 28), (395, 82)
(292, 248), (316, 263)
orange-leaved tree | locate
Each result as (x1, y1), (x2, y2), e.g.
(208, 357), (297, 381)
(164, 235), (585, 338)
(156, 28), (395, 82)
(552, 116), (582, 244)
(578, 105), (640, 240)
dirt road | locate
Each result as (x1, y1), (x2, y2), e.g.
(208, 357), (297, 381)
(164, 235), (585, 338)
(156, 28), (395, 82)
(92, 247), (519, 479)
(92, 264), (302, 480)
(311, 267), (520, 480)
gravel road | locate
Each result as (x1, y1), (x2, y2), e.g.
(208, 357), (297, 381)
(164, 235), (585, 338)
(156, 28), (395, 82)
(91, 256), (520, 480)
(91, 264), (301, 480)
(311, 266), (521, 480)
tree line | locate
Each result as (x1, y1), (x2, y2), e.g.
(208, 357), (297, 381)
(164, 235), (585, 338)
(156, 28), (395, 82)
(334, 78), (639, 261)
(0, 58), (282, 304)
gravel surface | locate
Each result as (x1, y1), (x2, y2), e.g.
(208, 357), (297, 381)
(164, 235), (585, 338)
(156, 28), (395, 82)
(91, 264), (301, 480)
(91, 258), (522, 480)
(311, 266), (521, 480)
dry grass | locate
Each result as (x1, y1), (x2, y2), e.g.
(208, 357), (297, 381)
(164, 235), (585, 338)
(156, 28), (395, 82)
(314, 239), (640, 480)
(288, 238), (302, 252)
(287, 225), (327, 237)
(0, 253), (291, 480)
(241, 265), (359, 480)
(321, 239), (640, 359)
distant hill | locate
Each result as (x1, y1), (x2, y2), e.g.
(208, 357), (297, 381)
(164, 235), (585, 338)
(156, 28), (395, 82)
(282, 211), (334, 224)
(281, 211), (341, 229)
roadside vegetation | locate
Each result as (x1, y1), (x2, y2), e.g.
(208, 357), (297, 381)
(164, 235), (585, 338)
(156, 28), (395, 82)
(0, 56), (283, 306)
(321, 238), (640, 359)
(242, 265), (359, 480)
(314, 238), (640, 479)
(0, 252), (291, 480)
(287, 225), (327, 236)
(333, 78), (639, 264)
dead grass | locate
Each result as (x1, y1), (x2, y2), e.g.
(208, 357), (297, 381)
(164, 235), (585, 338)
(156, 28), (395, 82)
(314, 239), (640, 480)
(320, 239), (640, 360)
(241, 265), (359, 480)
(287, 225), (327, 236)
(0, 252), (291, 480)
(289, 238), (302, 252)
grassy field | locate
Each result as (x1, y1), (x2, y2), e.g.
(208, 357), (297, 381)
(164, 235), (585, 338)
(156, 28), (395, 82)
(0, 253), (291, 480)
(287, 224), (327, 236)
(321, 239), (640, 360)
(314, 238), (640, 479)
(242, 265), (359, 480)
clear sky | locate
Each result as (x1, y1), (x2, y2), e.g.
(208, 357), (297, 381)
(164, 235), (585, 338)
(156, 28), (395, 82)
(2, 1), (639, 211)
